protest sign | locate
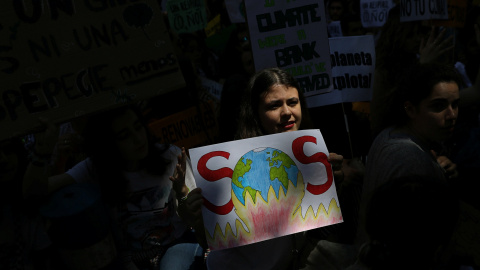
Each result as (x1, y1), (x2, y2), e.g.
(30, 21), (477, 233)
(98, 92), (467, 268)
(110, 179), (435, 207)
(0, 1), (184, 141)
(245, 0), (333, 97)
(399, 0), (448, 22)
(205, 14), (222, 37)
(148, 102), (218, 149)
(360, 0), (395, 28)
(200, 76), (223, 100)
(167, 0), (207, 34)
(327, 21), (343, 37)
(225, 0), (246, 23)
(431, 0), (467, 28)
(189, 130), (343, 250)
(307, 35), (375, 107)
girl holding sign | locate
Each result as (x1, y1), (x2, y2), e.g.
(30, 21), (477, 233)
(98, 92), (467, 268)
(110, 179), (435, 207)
(23, 106), (204, 270)
(182, 68), (345, 270)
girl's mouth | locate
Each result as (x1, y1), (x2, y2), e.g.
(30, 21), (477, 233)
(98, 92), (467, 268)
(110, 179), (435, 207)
(281, 121), (295, 130)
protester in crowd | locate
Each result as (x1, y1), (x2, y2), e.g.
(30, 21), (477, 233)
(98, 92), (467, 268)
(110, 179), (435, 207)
(1, 138), (51, 269)
(23, 105), (204, 270)
(340, 14), (366, 37)
(326, 0), (346, 22)
(355, 63), (462, 249)
(177, 32), (220, 82)
(347, 175), (459, 270)
(216, 23), (255, 143)
(179, 68), (345, 270)
(217, 23), (254, 82)
(371, 6), (455, 134)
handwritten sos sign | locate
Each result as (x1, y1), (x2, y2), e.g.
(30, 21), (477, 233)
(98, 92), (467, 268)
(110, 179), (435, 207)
(189, 130), (342, 250)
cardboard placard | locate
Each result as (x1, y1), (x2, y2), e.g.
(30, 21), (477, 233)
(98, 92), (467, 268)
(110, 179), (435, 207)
(166, 0), (207, 34)
(0, 1), (185, 141)
(307, 35), (375, 107)
(245, 0), (333, 98)
(431, 0), (467, 28)
(189, 130), (343, 250)
(360, 0), (395, 28)
(399, 0), (448, 22)
(148, 102), (218, 149)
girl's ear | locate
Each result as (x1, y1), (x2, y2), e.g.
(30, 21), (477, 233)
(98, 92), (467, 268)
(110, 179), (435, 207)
(404, 101), (417, 119)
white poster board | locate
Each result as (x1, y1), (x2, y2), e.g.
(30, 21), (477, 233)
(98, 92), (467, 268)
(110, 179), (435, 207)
(245, 0), (333, 97)
(399, 0), (448, 22)
(225, 0), (246, 23)
(189, 130), (343, 250)
(306, 35), (375, 107)
(360, 0), (395, 28)
(327, 21), (343, 37)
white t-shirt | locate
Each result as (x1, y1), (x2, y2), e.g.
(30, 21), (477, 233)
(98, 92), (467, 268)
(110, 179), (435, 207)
(66, 144), (196, 250)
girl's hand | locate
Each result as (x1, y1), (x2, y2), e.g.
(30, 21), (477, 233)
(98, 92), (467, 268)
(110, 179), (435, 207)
(431, 150), (458, 180)
(328, 152), (344, 182)
(419, 27), (454, 64)
(170, 147), (189, 198)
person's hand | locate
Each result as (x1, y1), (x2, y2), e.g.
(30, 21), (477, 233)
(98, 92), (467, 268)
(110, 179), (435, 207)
(341, 158), (365, 186)
(178, 187), (204, 228)
(437, 155), (458, 180)
(328, 152), (344, 182)
(170, 147), (189, 198)
(431, 150), (458, 180)
(419, 27), (454, 64)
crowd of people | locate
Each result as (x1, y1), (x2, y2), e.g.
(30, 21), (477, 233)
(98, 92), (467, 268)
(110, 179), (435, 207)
(2, 0), (480, 269)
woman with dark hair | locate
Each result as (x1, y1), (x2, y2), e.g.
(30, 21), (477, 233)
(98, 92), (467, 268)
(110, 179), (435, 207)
(184, 68), (344, 270)
(23, 105), (203, 270)
(235, 67), (313, 139)
(355, 63), (462, 248)
(371, 6), (455, 134)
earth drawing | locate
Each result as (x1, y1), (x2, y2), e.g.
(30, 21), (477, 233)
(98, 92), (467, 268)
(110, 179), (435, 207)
(231, 147), (302, 205)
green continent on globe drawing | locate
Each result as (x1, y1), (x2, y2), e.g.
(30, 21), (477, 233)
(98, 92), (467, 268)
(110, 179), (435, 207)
(268, 150), (296, 190)
(232, 158), (252, 189)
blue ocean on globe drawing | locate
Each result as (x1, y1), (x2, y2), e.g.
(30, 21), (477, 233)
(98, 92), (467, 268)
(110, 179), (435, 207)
(231, 147), (300, 206)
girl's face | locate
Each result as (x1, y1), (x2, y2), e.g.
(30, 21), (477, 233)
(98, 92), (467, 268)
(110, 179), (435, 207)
(406, 82), (459, 143)
(111, 109), (149, 163)
(258, 84), (302, 134)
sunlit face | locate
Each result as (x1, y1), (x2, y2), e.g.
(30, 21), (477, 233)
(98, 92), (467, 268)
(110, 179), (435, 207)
(258, 84), (302, 134)
(111, 109), (148, 162)
(407, 82), (459, 143)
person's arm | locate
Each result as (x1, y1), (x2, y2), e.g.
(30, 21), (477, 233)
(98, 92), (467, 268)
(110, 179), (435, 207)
(170, 147), (208, 248)
(22, 118), (76, 199)
(177, 188), (208, 248)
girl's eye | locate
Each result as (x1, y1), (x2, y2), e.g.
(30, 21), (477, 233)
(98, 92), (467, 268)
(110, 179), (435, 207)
(430, 101), (447, 112)
(289, 100), (299, 106)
